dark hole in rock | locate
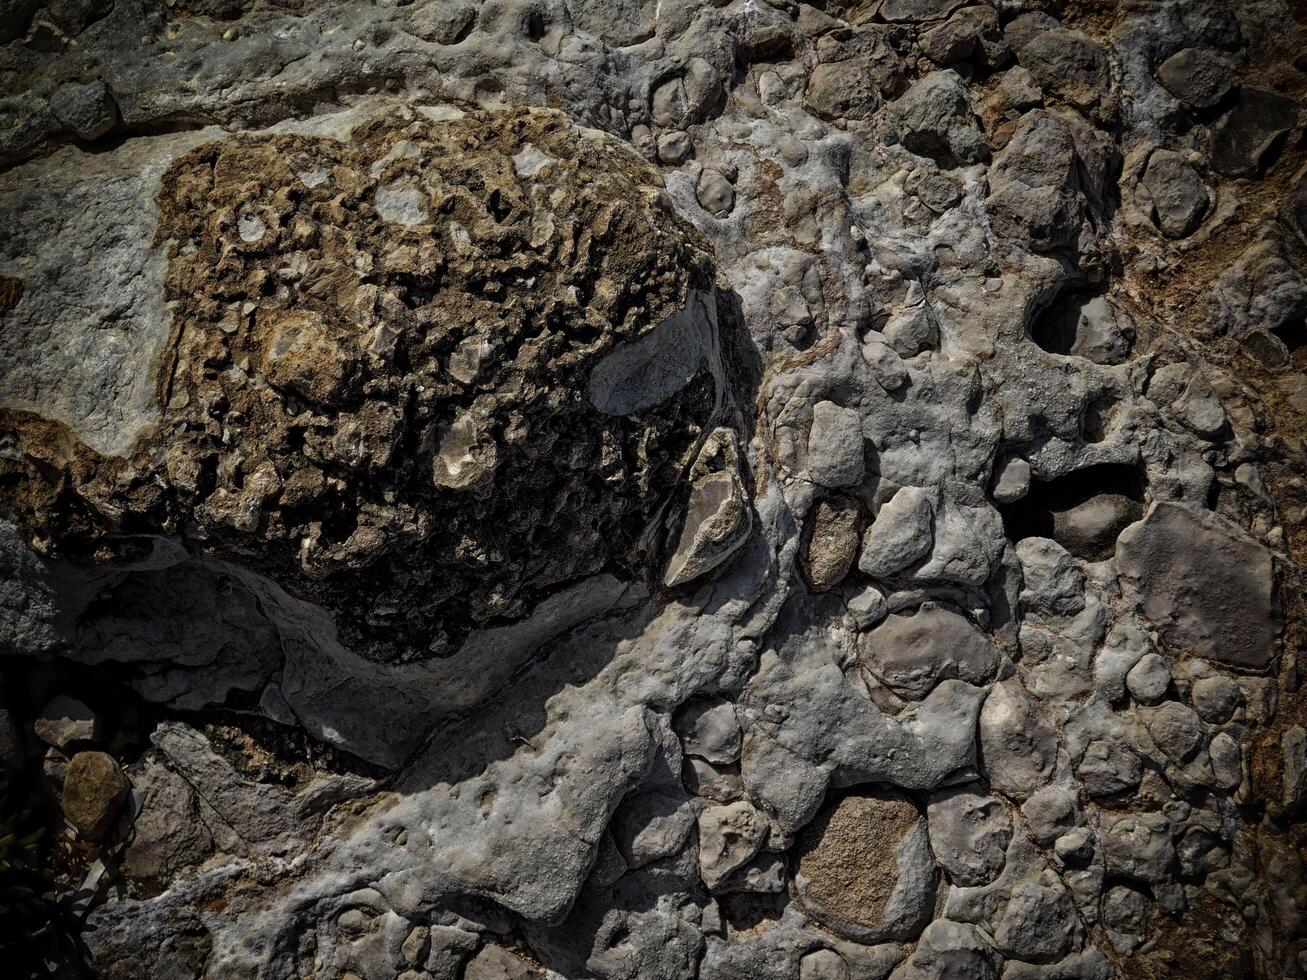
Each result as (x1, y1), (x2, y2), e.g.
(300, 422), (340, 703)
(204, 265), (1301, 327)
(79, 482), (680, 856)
(718, 891), (786, 932)
(1272, 317), (1306, 361)
(1000, 463), (1145, 560)
(1030, 291), (1134, 365)
(1081, 392), (1117, 443)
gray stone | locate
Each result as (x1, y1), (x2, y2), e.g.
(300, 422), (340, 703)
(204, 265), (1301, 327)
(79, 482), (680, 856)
(1283, 726), (1306, 811)
(992, 457), (1031, 504)
(1102, 884), (1148, 954)
(986, 110), (1098, 252)
(893, 70), (987, 165)
(463, 945), (538, 980)
(1117, 503), (1279, 670)
(808, 401), (866, 489)
(889, 919), (997, 980)
(881, 0), (967, 22)
(1016, 537), (1085, 617)
(697, 168), (736, 218)
(993, 880), (1080, 962)
(1076, 739), (1141, 798)
(1143, 701), (1206, 763)
(675, 697), (741, 764)
(610, 790), (696, 869)
(1125, 653), (1171, 705)
(927, 785), (1012, 886)
(657, 131), (693, 165)
(1141, 150), (1209, 238)
(859, 487), (934, 578)
(1052, 494), (1142, 561)
(1102, 812), (1174, 883)
(1156, 48), (1236, 109)
(1021, 784), (1081, 846)
(1209, 731), (1242, 792)
(1016, 27), (1113, 119)
(980, 680), (1059, 800)
(49, 80), (117, 141)
(664, 470), (753, 587)
(799, 949), (850, 980)
(920, 6), (1004, 67)
(860, 605), (998, 700)
(697, 801), (767, 891)
(805, 61), (882, 121)
(121, 752), (214, 893)
(1191, 675), (1241, 723)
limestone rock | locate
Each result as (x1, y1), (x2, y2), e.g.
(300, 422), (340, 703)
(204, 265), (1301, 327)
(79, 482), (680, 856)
(1117, 503), (1279, 670)
(808, 401), (865, 489)
(697, 801), (767, 891)
(859, 606), (998, 700)
(926, 786), (1012, 886)
(859, 487), (934, 578)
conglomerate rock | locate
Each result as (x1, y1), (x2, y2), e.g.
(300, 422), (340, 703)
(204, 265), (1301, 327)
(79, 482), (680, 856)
(0, 1), (1306, 979)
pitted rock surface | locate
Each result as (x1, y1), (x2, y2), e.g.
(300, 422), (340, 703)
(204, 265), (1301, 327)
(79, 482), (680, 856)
(1, 1), (1306, 979)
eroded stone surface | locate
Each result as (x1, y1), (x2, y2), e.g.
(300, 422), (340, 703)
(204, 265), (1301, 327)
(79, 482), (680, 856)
(0, 1), (1304, 977)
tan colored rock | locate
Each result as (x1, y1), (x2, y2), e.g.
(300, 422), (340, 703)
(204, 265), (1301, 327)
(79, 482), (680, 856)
(62, 750), (129, 840)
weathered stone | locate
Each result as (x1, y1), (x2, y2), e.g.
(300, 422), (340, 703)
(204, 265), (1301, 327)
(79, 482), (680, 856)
(463, 945), (538, 980)
(1143, 701), (1206, 763)
(49, 80), (117, 141)
(893, 70), (987, 165)
(1156, 48), (1236, 109)
(802, 497), (862, 592)
(121, 752), (214, 894)
(1052, 493), (1141, 561)
(675, 697), (741, 764)
(980, 680), (1058, 800)
(1125, 653), (1171, 705)
(859, 486), (934, 578)
(794, 790), (937, 943)
(664, 469), (753, 588)
(1141, 150), (1209, 238)
(926, 785), (1012, 886)
(860, 605), (998, 700)
(697, 801), (767, 891)
(808, 401), (865, 489)
(33, 694), (100, 750)
(1117, 503), (1279, 670)
(1016, 537), (1085, 617)
(62, 750), (129, 839)
(992, 457), (1031, 504)
(1076, 739), (1141, 798)
(1101, 812), (1174, 883)
(1191, 675), (1241, 724)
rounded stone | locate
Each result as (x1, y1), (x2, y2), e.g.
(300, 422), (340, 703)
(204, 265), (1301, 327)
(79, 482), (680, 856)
(794, 790), (937, 943)
(1126, 653), (1172, 705)
(859, 605), (997, 700)
(62, 750), (129, 839)
(1191, 675), (1241, 724)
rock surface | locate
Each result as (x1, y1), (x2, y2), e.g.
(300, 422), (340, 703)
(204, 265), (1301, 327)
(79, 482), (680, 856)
(0, 1), (1304, 977)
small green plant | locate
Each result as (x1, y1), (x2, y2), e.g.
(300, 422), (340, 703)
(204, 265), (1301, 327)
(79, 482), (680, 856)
(0, 781), (83, 978)
(0, 781), (47, 944)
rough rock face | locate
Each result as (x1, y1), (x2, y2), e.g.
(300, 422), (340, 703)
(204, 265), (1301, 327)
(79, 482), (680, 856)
(1, 1), (1306, 979)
